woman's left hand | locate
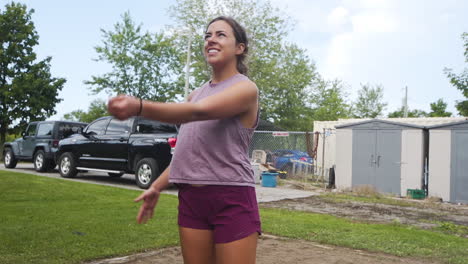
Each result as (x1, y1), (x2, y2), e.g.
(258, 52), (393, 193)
(108, 95), (140, 120)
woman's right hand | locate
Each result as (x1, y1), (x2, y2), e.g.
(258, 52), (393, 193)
(134, 188), (161, 224)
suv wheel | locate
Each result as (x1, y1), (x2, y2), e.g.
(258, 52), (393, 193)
(34, 150), (51, 172)
(108, 172), (124, 177)
(58, 152), (78, 178)
(135, 158), (159, 189)
(3, 148), (18, 168)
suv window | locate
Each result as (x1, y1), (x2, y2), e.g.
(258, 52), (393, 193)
(106, 118), (132, 135)
(58, 123), (85, 139)
(137, 119), (177, 134)
(86, 119), (109, 135)
(25, 124), (38, 137)
(37, 123), (54, 136)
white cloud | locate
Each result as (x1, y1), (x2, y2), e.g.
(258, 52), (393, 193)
(323, 32), (353, 77)
(351, 13), (399, 33)
(327, 6), (350, 32)
(327, 6), (349, 26)
(269, 0), (467, 114)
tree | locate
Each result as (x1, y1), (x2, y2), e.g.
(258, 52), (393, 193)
(352, 83), (387, 118)
(428, 98), (452, 117)
(0, 2), (65, 145)
(388, 107), (428, 118)
(63, 99), (108, 123)
(167, 0), (319, 130)
(85, 12), (184, 102)
(444, 32), (468, 116)
(309, 78), (351, 121)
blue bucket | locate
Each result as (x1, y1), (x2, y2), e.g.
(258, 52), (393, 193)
(261, 172), (278, 187)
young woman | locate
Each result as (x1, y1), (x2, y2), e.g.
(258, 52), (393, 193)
(108, 16), (260, 264)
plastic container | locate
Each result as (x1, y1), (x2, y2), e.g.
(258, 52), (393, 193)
(250, 163), (261, 184)
(261, 172), (278, 187)
(407, 189), (425, 199)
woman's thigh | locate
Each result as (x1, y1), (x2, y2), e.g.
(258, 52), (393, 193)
(215, 232), (258, 264)
(179, 227), (215, 264)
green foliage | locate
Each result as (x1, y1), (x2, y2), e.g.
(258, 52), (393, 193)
(388, 107), (428, 118)
(63, 99), (108, 123)
(0, 2), (65, 144)
(353, 83), (387, 118)
(428, 98), (452, 117)
(5, 132), (20, 142)
(309, 78), (351, 121)
(168, 0), (319, 131)
(433, 221), (468, 237)
(444, 32), (468, 116)
(85, 12), (184, 102)
(0, 170), (179, 264)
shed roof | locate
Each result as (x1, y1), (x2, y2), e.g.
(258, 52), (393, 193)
(428, 120), (468, 130)
(335, 119), (425, 130)
(314, 117), (466, 132)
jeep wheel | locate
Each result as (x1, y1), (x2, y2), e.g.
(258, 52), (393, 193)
(135, 158), (159, 189)
(108, 172), (124, 177)
(34, 150), (52, 172)
(3, 148), (18, 168)
(58, 152), (78, 178)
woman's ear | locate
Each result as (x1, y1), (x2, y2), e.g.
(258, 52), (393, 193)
(236, 43), (245, 55)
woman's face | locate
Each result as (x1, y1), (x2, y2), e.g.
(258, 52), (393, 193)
(204, 20), (244, 68)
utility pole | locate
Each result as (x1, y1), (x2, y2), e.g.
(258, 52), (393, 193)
(321, 128), (326, 179)
(184, 34), (192, 102)
(403, 86), (408, 118)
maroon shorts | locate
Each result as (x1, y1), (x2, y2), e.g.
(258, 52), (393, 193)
(177, 184), (262, 244)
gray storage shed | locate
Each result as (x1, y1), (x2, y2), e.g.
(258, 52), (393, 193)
(428, 120), (468, 204)
(335, 119), (427, 196)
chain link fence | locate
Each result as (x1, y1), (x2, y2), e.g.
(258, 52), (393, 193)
(249, 131), (320, 180)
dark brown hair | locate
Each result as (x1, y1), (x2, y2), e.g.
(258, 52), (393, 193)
(206, 16), (249, 75)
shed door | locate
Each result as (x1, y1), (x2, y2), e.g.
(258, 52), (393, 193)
(352, 130), (377, 186)
(352, 129), (401, 195)
(452, 131), (468, 203)
(375, 130), (401, 194)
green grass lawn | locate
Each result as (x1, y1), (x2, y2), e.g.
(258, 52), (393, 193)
(260, 208), (468, 264)
(0, 170), (179, 264)
(1, 170), (467, 264)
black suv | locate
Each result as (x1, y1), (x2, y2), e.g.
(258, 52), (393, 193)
(55, 116), (177, 189)
(3, 121), (87, 171)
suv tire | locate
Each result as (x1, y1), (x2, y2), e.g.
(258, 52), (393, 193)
(58, 152), (78, 178)
(34, 150), (52, 172)
(3, 148), (18, 168)
(135, 158), (159, 189)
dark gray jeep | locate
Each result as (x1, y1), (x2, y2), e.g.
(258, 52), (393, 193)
(3, 121), (87, 172)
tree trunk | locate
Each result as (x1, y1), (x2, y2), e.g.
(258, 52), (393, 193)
(0, 120), (7, 157)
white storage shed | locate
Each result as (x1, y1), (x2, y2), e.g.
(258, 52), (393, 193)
(335, 119), (427, 196)
(428, 120), (468, 204)
(314, 117), (467, 179)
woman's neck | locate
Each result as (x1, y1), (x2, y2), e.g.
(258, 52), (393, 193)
(210, 64), (240, 84)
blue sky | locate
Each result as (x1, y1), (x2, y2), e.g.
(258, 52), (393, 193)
(9, 0), (468, 119)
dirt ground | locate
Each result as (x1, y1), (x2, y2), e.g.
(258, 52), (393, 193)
(87, 185), (468, 264)
(87, 235), (439, 264)
(261, 192), (468, 232)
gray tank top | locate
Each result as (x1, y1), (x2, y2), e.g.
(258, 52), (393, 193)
(169, 74), (258, 187)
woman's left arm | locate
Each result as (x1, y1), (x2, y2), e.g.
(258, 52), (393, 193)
(108, 80), (258, 124)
